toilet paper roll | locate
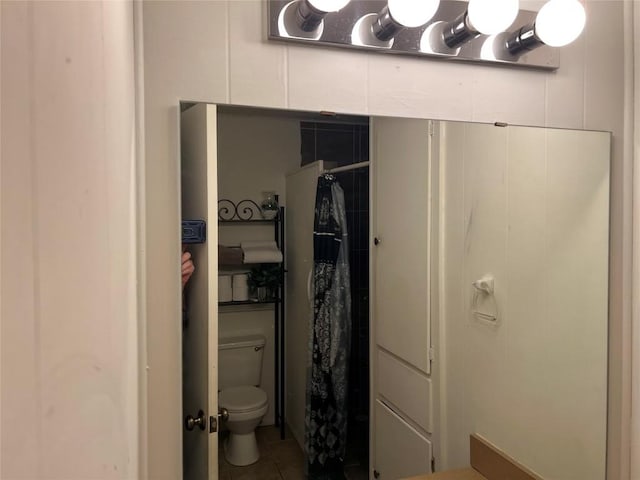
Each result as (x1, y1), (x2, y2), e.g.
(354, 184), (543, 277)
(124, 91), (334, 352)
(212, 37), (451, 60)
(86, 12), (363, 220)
(218, 275), (232, 303)
(232, 274), (249, 302)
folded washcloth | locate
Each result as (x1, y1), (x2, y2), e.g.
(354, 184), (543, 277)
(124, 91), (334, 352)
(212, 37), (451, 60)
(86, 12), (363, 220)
(241, 240), (283, 264)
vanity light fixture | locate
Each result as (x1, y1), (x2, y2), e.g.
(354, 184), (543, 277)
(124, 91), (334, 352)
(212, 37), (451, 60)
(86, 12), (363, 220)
(506, 0), (586, 56)
(279, 0), (351, 39)
(372, 0), (440, 42)
(353, 0), (440, 48)
(297, 0), (351, 31)
(268, 0), (588, 70)
(442, 0), (519, 49)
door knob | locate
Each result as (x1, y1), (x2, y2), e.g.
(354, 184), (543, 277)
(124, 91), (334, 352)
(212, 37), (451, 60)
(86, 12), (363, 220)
(185, 409), (206, 431)
(209, 407), (230, 433)
(219, 407), (229, 423)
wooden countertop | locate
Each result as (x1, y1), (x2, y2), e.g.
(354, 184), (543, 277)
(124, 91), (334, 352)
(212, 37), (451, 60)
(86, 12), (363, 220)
(404, 435), (542, 480)
(404, 468), (488, 480)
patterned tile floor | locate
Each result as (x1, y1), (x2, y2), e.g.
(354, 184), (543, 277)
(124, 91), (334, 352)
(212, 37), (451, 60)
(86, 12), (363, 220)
(219, 426), (368, 480)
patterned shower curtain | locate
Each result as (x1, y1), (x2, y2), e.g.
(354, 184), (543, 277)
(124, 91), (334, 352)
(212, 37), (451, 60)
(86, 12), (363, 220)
(305, 174), (352, 479)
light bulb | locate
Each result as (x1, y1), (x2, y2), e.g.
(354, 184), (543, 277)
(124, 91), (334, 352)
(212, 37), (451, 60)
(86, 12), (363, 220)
(388, 0), (440, 28)
(535, 0), (586, 47)
(468, 0), (519, 35)
(307, 0), (351, 13)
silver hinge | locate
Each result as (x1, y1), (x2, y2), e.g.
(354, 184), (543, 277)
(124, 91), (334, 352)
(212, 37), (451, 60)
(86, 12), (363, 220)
(429, 346), (435, 362)
(428, 120), (434, 137)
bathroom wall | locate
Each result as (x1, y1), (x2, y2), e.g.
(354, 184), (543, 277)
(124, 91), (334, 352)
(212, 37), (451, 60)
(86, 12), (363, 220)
(141, 1), (628, 478)
(2, 1), (139, 478)
(216, 110), (301, 425)
(439, 122), (610, 479)
(217, 110), (301, 208)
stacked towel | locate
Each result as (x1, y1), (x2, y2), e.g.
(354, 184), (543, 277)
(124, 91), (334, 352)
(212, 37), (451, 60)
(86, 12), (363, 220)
(232, 273), (249, 301)
(241, 240), (283, 264)
(219, 245), (243, 266)
(218, 275), (233, 303)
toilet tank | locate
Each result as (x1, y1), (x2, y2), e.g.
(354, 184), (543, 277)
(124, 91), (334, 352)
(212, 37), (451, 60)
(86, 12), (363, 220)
(218, 334), (266, 390)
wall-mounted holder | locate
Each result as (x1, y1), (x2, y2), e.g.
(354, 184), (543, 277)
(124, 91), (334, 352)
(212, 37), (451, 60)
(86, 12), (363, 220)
(267, 0), (561, 71)
(472, 274), (498, 323)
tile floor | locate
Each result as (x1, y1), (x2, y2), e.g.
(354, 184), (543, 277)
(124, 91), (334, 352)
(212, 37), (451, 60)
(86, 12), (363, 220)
(219, 426), (305, 480)
(219, 426), (369, 480)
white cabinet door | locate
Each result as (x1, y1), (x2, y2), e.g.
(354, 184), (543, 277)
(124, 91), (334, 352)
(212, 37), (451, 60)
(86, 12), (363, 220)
(371, 117), (434, 478)
(181, 103), (219, 480)
(372, 117), (432, 375)
(374, 400), (433, 479)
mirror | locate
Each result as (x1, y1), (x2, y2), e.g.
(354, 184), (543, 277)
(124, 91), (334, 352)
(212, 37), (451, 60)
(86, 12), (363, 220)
(434, 120), (609, 479)
(183, 103), (609, 480)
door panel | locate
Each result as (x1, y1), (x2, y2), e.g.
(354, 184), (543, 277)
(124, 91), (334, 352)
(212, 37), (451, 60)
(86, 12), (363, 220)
(284, 161), (324, 448)
(373, 117), (431, 375)
(181, 103), (218, 480)
(374, 400), (432, 479)
(377, 349), (433, 433)
(372, 117), (434, 477)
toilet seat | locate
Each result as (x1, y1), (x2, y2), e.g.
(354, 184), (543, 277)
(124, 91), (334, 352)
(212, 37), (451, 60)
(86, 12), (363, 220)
(220, 386), (267, 413)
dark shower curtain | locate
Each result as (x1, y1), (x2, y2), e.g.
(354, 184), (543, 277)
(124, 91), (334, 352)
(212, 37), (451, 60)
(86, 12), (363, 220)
(305, 174), (352, 479)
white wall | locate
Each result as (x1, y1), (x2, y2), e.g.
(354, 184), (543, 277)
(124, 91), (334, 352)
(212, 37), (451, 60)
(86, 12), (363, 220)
(1, 1), (138, 478)
(217, 110), (301, 208)
(440, 122), (610, 479)
(217, 109), (301, 425)
(141, 1), (628, 478)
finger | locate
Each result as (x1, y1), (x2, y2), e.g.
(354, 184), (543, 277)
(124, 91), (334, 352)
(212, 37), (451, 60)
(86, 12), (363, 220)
(182, 263), (195, 276)
(181, 251), (192, 263)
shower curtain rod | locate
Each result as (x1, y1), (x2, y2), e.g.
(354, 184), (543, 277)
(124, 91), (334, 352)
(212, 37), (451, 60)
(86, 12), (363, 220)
(324, 161), (370, 175)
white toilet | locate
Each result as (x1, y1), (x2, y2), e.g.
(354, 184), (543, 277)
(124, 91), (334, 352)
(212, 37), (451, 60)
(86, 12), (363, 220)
(218, 334), (269, 466)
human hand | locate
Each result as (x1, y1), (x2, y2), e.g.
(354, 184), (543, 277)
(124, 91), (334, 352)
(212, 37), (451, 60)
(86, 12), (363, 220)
(182, 250), (195, 289)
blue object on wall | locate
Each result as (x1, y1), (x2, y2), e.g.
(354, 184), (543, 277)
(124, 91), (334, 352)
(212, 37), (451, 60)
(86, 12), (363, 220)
(182, 220), (207, 244)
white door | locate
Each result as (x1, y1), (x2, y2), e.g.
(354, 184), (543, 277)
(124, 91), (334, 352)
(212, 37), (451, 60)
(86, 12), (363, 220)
(284, 161), (325, 448)
(371, 117), (434, 478)
(373, 117), (432, 374)
(181, 103), (219, 480)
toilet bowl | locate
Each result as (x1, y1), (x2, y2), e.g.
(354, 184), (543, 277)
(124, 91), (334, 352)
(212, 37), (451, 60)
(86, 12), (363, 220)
(220, 385), (268, 466)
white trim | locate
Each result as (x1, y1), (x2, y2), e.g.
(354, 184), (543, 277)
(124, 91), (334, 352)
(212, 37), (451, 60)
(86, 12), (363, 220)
(629, 0), (640, 477)
(133, 0), (148, 477)
(369, 119), (376, 478)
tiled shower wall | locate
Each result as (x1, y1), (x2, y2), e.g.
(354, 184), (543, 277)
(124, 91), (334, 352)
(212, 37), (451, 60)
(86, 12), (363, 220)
(301, 121), (370, 468)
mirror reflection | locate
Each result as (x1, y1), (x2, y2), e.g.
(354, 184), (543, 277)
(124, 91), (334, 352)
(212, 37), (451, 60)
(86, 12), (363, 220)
(180, 103), (609, 480)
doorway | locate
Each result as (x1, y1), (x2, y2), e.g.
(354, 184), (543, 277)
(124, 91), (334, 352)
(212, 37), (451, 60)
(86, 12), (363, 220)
(213, 106), (371, 480)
